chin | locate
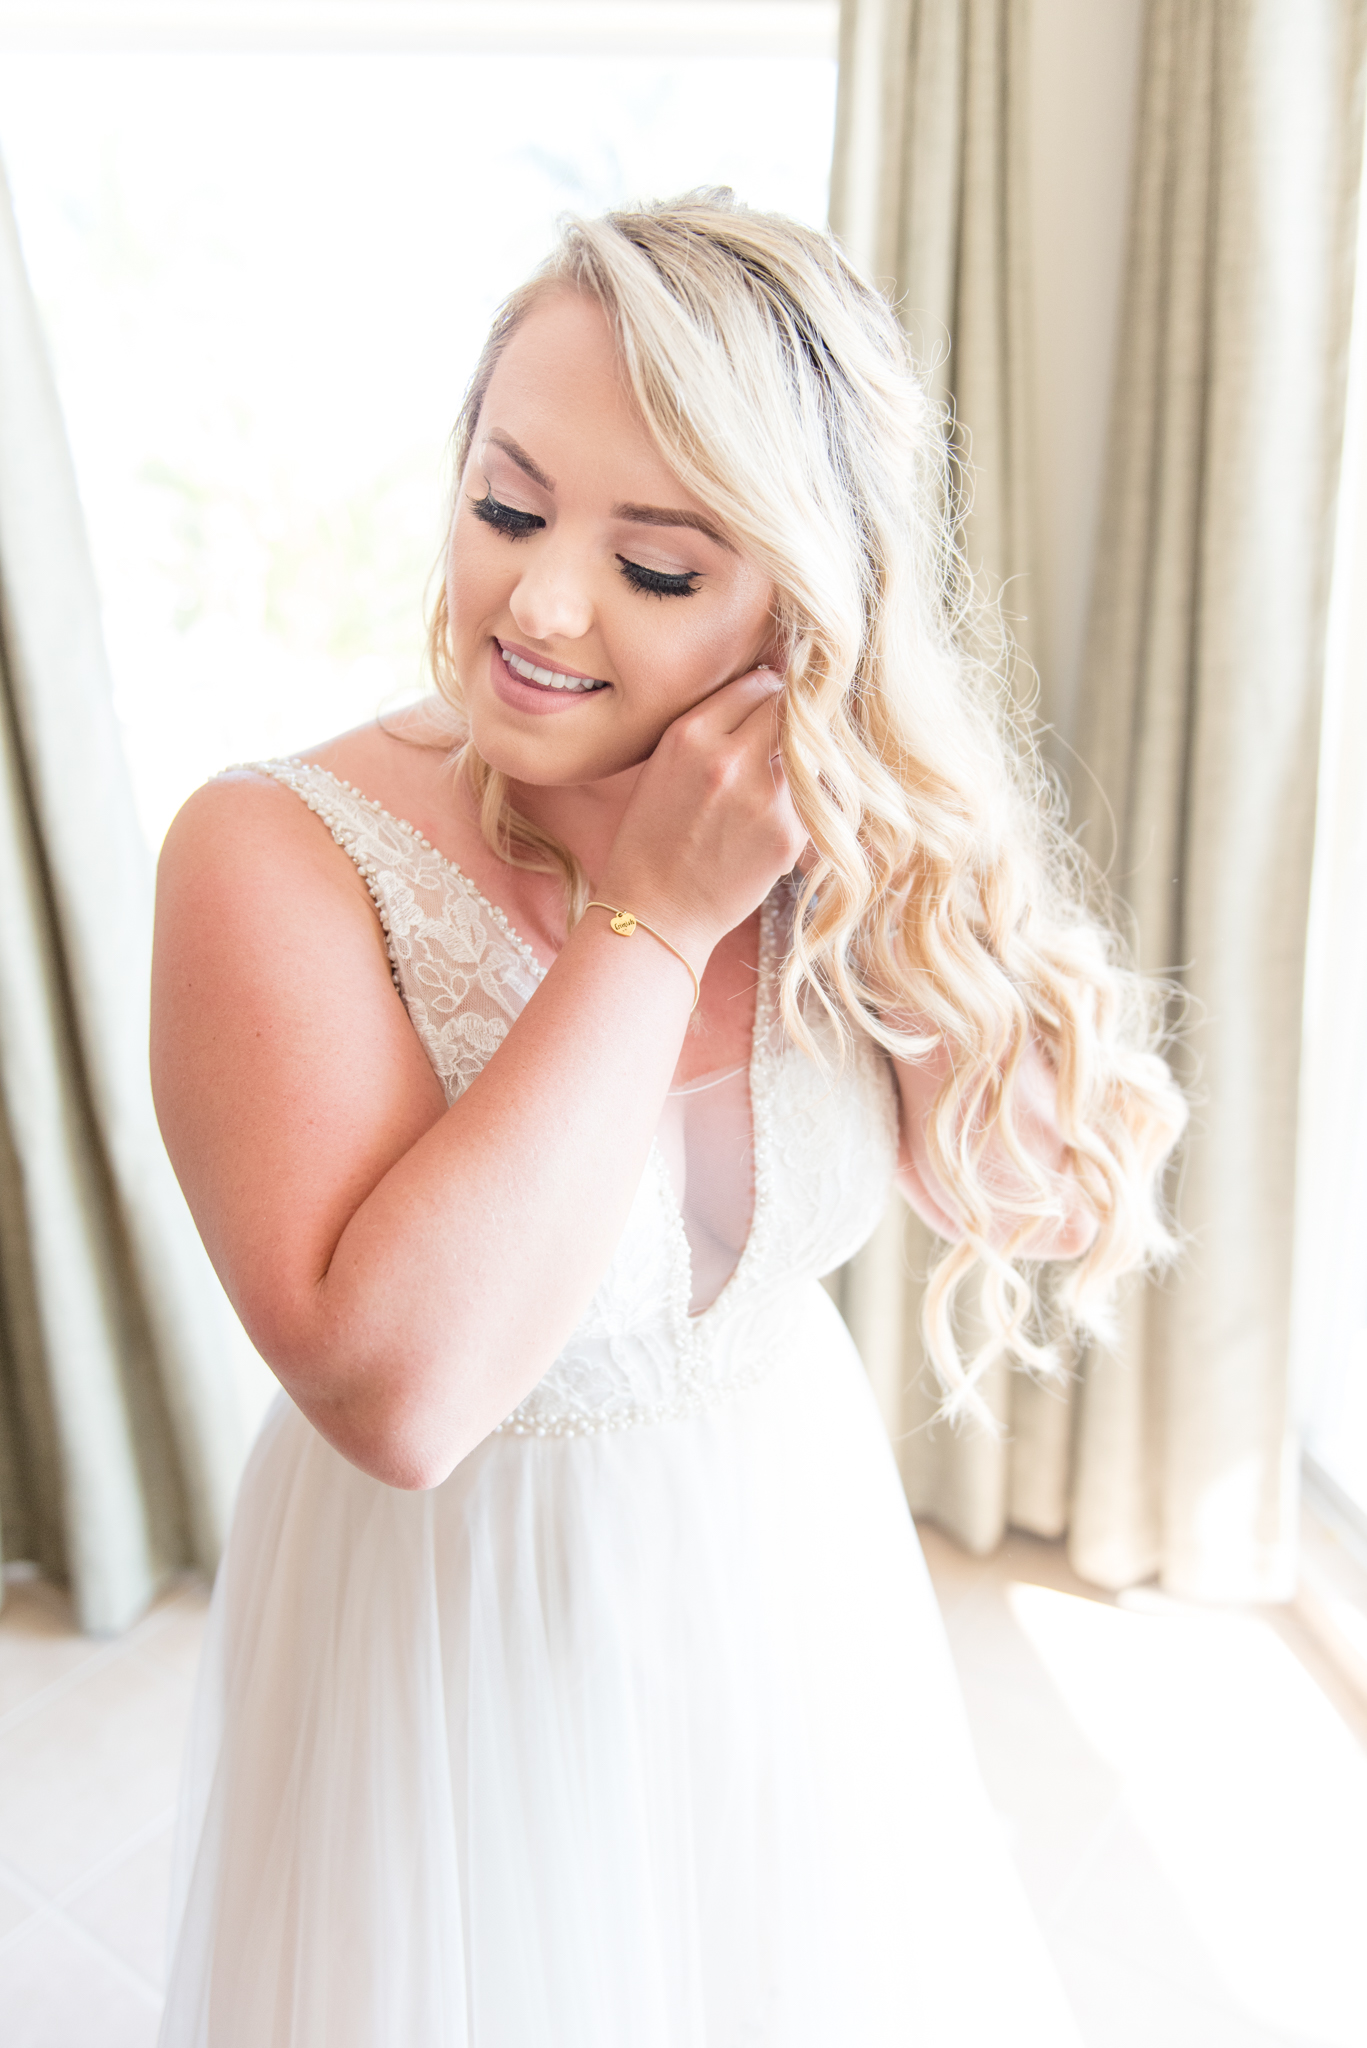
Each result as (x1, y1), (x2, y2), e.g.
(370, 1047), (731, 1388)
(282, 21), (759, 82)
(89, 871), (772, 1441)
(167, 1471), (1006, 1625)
(465, 710), (630, 789)
(464, 670), (654, 775)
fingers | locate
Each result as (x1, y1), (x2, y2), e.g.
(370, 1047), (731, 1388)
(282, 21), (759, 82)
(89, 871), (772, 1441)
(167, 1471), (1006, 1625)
(663, 657), (795, 820)
(685, 663), (783, 737)
(747, 677), (789, 776)
(723, 673), (789, 771)
(693, 670), (803, 861)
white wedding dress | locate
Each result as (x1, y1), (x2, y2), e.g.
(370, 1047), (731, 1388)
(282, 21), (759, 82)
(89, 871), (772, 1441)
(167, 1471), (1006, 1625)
(158, 760), (1083, 2048)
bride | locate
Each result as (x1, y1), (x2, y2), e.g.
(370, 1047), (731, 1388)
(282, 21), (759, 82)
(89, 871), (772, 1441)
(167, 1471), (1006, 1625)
(151, 192), (1183, 2045)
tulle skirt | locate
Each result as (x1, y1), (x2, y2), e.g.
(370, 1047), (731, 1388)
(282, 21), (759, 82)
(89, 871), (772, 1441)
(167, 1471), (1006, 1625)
(159, 1284), (1081, 2046)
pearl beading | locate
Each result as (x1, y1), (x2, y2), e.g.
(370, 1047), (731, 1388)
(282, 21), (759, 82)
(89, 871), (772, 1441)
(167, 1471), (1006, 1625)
(241, 758), (546, 988)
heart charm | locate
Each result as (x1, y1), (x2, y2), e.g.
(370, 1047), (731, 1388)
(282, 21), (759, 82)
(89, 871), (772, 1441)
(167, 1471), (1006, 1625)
(610, 910), (637, 936)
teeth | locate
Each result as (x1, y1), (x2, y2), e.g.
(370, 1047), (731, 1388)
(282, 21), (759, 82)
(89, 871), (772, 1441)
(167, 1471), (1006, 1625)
(502, 644), (602, 692)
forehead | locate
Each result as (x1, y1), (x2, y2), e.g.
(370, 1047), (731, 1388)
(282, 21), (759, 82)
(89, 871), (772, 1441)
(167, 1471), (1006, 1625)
(492, 285), (620, 385)
(477, 288), (685, 492)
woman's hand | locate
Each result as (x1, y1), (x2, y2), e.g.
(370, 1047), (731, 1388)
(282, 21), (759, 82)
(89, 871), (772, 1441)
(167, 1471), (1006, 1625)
(597, 667), (808, 964)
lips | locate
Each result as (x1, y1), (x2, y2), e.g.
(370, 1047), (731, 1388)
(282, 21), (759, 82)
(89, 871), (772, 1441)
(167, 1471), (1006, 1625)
(487, 639), (611, 717)
(497, 640), (607, 692)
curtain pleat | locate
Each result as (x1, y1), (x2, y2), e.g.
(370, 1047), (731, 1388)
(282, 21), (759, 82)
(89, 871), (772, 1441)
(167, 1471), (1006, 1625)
(829, 0), (1367, 1597)
(830, 0), (1075, 1563)
(1071, 0), (1367, 1599)
(0, 157), (246, 1632)
(830, 0), (1035, 636)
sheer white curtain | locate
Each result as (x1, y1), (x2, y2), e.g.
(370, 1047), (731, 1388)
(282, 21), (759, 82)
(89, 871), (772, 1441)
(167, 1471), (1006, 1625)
(830, 0), (1367, 1598)
(0, 158), (245, 1633)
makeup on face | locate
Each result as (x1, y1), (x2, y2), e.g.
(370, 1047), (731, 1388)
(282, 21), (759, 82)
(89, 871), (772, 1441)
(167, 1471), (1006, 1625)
(444, 289), (774, 782)
(487, 636), (609, 718)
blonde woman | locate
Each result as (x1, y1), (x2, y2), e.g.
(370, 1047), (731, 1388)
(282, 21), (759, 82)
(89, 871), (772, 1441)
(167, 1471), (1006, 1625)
(152, 194), (1183, 2045)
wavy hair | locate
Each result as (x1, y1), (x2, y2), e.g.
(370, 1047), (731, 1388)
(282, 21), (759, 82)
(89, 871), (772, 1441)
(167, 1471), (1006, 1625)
(426, 190), (1187, 1423)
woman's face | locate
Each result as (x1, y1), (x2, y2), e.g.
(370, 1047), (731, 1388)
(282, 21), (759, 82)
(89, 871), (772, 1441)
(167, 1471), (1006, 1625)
(445, 287), (775, 788)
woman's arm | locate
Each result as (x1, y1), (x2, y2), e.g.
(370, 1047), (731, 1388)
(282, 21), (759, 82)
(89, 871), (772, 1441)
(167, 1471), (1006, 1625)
(152, 675), (803, 1490)
(891, 1035), (1099, 1259)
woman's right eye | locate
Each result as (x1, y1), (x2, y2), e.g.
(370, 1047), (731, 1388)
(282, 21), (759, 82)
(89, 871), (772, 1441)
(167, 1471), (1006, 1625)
(469, 489), (545, 540)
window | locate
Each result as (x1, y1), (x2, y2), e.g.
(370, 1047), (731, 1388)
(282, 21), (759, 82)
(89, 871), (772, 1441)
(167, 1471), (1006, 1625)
(0, 5), (838, 846)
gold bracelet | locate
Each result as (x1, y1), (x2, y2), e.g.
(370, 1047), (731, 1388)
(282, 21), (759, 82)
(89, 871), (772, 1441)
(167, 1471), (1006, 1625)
(584, 902), (701, 1011)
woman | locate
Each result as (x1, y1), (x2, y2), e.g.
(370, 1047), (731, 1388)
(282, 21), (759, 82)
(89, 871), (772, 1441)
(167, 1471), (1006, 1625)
(152, 193), (1183, 2045)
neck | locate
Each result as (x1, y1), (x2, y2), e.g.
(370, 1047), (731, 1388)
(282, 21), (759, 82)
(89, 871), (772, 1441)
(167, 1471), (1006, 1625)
(506, 760), (644, 883)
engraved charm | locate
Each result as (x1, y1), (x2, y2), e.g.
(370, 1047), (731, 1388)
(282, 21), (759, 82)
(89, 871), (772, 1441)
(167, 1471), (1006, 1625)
(610, 910), (637, 936)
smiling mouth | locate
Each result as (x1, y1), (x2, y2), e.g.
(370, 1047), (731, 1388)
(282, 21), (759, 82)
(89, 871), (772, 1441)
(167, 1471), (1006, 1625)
(498, 641), (609, 693)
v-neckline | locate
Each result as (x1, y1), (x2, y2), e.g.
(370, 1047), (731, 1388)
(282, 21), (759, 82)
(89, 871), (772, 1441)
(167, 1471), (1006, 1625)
(660, 891), (776, 1329)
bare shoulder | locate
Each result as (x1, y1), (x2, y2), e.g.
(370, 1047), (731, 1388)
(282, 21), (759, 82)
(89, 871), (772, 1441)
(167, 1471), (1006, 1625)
(155, 698), (452, 925)
(151, 749), (417, 1074)
(153, 694), (474, 1009)
(152, 745), (449, 1363)
(164, 761), (295, 833)
(153, 761), (394, 1095)
(153, 765), (381, 1009)
(159, 760), (352, 880)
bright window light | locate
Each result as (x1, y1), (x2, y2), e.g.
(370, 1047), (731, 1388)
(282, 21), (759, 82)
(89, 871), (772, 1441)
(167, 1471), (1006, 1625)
(0, 46), (837, 845)
(1006, 1579), (1367, 2045)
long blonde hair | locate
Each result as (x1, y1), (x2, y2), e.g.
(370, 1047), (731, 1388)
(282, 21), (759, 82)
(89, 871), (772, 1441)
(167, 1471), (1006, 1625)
(427, 190), (1186, 1422)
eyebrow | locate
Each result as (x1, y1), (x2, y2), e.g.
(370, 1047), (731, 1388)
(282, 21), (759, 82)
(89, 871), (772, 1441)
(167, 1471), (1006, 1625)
(486, 431), (554, 491)
(484, 429), (733, 552)
(612, 503), (734, 552)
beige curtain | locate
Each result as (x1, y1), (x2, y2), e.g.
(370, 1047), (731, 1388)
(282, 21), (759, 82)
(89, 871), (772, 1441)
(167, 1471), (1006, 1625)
(829, 0), (1367, 1598)
(829, 0), (1035, 644)
(0, 159), (246, 1634)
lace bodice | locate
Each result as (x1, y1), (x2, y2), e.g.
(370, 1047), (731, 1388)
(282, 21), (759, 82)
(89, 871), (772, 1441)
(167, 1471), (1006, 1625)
(253, 760), (899, 1436)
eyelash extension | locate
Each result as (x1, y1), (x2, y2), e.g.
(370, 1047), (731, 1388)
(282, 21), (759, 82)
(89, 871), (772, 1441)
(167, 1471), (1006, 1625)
(469, 489), (544, 539)
(616, 556), (700, 599)
(471, 489), (699, 598)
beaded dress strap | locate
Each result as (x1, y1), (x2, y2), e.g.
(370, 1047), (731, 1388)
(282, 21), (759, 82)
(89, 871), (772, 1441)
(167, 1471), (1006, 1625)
(240, 755), (547, 986)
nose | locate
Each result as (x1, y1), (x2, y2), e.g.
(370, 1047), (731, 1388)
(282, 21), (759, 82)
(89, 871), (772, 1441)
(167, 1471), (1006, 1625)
(507, 535), (594, 646)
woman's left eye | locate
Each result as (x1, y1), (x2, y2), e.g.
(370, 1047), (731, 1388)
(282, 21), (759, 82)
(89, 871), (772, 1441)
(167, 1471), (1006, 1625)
(469, 489), (545, 539)
(616, 556), (700, 599)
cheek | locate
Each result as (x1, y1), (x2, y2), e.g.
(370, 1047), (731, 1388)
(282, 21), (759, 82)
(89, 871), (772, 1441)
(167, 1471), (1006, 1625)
(609, 581), (774, 709)
(445, 523), (505, 642)
(444, 534), (469, 639)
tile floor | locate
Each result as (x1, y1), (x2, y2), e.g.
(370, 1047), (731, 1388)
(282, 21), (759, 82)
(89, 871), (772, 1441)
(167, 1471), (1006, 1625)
(1, 1528), (1363, 2046)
